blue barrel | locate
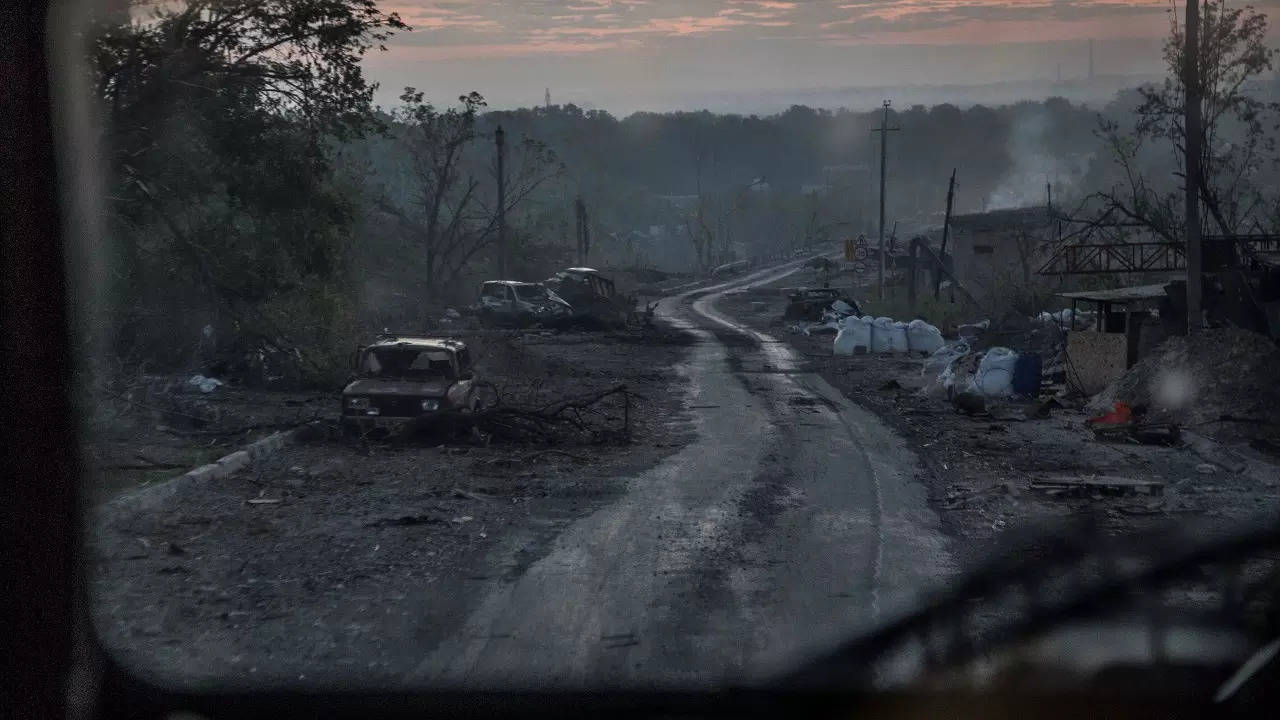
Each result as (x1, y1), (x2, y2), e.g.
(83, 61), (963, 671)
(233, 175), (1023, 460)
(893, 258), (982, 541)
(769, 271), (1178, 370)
(1011, 353), (1043, 398)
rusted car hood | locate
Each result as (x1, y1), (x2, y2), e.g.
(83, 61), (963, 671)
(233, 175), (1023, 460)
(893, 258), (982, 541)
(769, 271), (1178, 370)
(343, 378), (449, 397)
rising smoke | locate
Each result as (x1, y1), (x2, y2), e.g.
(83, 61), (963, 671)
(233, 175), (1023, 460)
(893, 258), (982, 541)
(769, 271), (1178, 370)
(987, 108), (1093, 210)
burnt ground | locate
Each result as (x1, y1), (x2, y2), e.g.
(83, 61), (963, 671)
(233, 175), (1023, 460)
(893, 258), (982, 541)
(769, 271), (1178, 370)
(88, 326), (698, 684)
(714, 274), (1280, 574)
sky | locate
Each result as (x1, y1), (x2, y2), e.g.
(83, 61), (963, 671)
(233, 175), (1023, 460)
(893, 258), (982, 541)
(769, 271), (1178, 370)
(365, 1), (1280, 113)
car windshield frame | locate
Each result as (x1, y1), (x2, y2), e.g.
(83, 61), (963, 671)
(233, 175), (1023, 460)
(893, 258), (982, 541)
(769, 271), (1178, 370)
(361, 347), (456, 381)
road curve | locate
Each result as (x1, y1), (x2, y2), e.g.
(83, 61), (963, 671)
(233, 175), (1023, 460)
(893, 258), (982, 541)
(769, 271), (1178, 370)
(408, 262), (956, 690)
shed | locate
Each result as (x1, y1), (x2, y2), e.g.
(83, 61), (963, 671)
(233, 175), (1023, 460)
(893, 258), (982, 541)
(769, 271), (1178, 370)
(1058, 283), (1170, 335)
(1057, 283), (1172, 394)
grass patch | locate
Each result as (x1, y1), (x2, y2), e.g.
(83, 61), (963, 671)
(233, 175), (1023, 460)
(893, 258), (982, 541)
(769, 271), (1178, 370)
(856, 284), (974, 332)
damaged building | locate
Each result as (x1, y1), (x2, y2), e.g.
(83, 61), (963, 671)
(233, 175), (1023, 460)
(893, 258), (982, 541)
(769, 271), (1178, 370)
(936, 206), (1060, 297)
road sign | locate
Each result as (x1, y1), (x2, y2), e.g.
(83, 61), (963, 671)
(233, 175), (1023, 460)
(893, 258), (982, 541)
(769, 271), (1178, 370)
(854, 247), (868, 261)
(853, 261), (868, 274)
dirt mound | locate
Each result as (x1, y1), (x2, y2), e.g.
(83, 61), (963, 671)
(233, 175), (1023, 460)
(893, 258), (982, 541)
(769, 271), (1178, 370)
(1088, 328), (1280, 442)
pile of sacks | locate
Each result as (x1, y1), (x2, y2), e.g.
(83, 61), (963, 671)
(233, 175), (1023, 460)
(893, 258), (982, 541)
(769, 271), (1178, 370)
(833, 316), (945, 356)
(921, 343), (1042, 401)
(1033, 308), (1096, 331)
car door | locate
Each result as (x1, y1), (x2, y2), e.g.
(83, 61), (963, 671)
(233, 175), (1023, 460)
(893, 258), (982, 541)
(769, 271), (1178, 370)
(480, 283), (514, 323)
(447, 349), (476, 410)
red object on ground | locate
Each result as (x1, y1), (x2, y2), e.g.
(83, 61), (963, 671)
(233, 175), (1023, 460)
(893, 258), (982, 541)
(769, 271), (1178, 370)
(1087, 402), (1134, 426)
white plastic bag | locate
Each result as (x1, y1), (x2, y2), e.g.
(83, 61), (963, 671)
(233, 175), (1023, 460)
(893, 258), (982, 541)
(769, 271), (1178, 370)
(187, 374), (223, 393)
(833, 316), (872, 355)
(920, 341), (970, 400)
(921, 341), (970, 377)
(966, 346), (1018, 398)
(889, 321), (910, 354)
(906, 319), (944, 354)
(871, 317), (895, 353)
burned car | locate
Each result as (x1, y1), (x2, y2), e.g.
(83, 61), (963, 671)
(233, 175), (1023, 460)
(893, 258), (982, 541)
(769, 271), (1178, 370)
(341, 334), (480, 434)
(783, 287), (862, 322)
(710, 259), (751, 279)
(477, 280), (572, 329)
(543, 267), (632, 328)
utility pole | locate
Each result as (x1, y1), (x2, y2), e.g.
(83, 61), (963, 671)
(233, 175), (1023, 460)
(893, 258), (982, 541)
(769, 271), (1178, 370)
(1185, 0), (1203, 333)
(495, 125), (507, 278)
(574, 196), (590, 266)
(936, 168), (956, 300)
(582, 204), (590, 265)
(871, 100), (899, 300)
(574, 196), (584, 265)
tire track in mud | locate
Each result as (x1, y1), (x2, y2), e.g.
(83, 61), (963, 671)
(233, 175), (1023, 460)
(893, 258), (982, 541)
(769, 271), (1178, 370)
(677, 274), (893, 674)
(406, 257), (951, 687)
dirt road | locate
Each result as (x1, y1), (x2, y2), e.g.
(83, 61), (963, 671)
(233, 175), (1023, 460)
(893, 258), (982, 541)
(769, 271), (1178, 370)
(91, 260), (956, 690)
(410, 263), (956, 689)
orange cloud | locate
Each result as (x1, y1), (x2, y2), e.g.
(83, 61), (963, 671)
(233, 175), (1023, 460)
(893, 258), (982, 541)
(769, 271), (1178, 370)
(368, 39), (621, 61)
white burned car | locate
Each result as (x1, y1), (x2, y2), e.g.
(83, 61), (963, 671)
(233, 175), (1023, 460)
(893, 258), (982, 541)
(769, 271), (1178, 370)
(477, 280), (572, 329)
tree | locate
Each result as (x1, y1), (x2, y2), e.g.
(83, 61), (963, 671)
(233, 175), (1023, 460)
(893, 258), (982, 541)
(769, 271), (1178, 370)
(1076, 1), (1279, 242)
(88, 0), (406, 374)
(377, 88), (562, 300)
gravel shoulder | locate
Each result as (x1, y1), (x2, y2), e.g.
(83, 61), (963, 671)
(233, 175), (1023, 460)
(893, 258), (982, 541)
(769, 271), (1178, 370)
(88, 326), (697, 686)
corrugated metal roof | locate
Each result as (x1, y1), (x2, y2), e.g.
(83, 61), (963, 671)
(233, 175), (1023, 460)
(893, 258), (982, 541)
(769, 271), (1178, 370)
(949, 206), (1053, 233)
(1057, 283), (1172, 303)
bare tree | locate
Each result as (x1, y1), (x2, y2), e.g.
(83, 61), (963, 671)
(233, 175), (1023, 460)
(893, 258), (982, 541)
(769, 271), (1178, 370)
(379, 88), (562, 299)
(1077, 1), (1279, 241)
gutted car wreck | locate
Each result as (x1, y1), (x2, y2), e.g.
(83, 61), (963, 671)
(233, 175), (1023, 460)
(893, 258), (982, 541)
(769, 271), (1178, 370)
(477, 280), (572, 329)
(783, 287), (862, 322)
(341, 334), (482, 435)
(544, 267), (634, 328)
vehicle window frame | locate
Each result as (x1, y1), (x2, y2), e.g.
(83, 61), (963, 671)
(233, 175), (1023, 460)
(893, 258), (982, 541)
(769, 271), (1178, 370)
(26, 5), (1243, 716)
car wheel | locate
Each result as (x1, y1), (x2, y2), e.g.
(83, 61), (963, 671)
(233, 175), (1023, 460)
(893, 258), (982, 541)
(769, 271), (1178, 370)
(517, 313), (534, 329)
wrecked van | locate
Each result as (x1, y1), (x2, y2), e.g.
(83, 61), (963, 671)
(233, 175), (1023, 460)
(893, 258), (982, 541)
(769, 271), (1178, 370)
(544, 267), (632, 328)
(341, 334), (480, 434)
(477, 280), (572, 328)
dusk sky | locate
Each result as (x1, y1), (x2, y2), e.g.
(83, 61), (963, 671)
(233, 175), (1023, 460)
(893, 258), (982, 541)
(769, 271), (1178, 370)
(365, 1), (1280, 113)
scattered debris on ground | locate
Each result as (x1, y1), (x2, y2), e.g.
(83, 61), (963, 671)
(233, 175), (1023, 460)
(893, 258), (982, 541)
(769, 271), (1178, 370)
(1087, 327), (1280, 447)
(716, 275), (1280, 573)
(89, 324), (697, 681)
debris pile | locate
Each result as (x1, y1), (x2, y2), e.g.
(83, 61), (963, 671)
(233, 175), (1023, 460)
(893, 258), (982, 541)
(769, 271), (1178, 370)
(1033, 308), (1096, 331)
(1087, 328), (1280, 443)
(784, 288), (862, 334)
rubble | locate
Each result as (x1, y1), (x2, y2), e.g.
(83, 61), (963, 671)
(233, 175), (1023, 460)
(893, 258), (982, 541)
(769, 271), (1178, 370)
(1087, 328), (1280, 445)
(716, 273), (1280, 583)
